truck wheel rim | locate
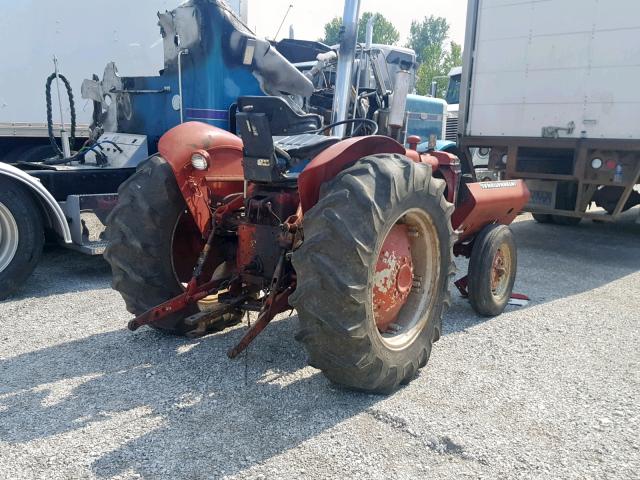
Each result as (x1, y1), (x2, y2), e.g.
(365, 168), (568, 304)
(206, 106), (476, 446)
(491, 246), (511, 298)
(0, 202), (19, 273)
(372, 208), (440, 350)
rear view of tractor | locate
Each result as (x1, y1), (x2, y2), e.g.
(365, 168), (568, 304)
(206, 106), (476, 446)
(105, 0), (529, 393)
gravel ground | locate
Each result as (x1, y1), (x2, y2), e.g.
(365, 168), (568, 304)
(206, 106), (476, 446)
(0, 213), (639, 479)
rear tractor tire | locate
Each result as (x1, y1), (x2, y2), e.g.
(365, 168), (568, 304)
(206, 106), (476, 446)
(104, 156), (242, 336)
(467, 224), (517, 317)
(291, 154), (456, 394)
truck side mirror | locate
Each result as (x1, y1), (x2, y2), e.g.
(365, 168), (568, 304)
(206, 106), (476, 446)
(430, 81), (438, 98)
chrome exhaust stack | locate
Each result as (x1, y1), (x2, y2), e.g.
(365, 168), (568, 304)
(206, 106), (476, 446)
(331, 0), (361, 138)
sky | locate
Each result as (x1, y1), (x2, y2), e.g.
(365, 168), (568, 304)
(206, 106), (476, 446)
(248, 0), (468, 47)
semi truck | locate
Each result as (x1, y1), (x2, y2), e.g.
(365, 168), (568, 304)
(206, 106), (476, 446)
(459, 0), (640, 224)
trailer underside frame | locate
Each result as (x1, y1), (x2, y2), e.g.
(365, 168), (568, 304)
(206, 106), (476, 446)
(461, 136), (640, 221)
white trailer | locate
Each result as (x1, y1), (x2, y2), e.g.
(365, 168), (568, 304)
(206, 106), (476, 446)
(459, 0), (640, 223)
(0, 0), (248, 149)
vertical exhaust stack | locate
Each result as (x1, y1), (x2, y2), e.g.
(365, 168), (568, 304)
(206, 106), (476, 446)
(365, 16), (374, 48)
(361, 15), (374, 89)
(331, 0), (361, 138)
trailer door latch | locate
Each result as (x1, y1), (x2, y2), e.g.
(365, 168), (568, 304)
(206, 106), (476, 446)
(541, 121), (575, 138)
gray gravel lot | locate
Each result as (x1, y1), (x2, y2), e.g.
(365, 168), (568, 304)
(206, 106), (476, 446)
(0, 213), (639, 479)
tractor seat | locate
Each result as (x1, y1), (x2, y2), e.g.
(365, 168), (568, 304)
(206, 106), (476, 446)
(237, 96), (322, 135)
(237, 110), (338, 183)
(274, 133), (340, 160)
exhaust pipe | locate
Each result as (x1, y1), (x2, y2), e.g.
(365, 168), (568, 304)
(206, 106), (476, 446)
(331, 0), (361, 138)
(365, 16), (374, 48)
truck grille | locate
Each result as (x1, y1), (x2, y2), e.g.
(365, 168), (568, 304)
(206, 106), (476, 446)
(446, 116), (458, 142)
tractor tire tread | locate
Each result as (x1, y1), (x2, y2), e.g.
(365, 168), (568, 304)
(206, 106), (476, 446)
(104, 156), (242, 335)
(467, 224), (517, 317)
(291, 154), (455, 394)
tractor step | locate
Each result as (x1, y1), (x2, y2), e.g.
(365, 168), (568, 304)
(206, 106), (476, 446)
(60, 193), (117, 256)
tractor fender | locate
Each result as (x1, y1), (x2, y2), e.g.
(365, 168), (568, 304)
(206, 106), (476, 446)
(298, 135), (406, 212)
(158, 121), (245, 234)
(0, 162), (72, 243)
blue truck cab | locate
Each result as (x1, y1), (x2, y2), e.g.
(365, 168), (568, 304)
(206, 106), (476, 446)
(406, 94), (452, 152)
(82, 0), (452, 155)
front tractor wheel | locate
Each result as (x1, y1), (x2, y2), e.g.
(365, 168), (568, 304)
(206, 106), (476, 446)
(291, 155), (456, 394)
(104, 156), (241, 336)
(467, 224), (517, 317)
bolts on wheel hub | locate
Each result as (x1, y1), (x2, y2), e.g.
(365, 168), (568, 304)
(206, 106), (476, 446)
(373, 225), (414, 333)
(491, 247), (510, 295)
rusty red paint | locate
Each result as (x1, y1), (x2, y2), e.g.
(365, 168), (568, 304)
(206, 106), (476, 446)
(227, 286), (293, 359)
(236, 223), (257, 271)
(452, 180), (530, 242)
(127, 277), (222, 331)
(407, 135), (421, 151)
(491, 248), (507, 292)
(158, 122), (245, 234)
(454, 275), (469, 298)
(418, 152), (440, 172)
(403, 149), (438, 172)
(373, 225), (413, 332)
(298, 135), (406, 213)
(214, 193), (244, 224)
(428, 151), (460, 203)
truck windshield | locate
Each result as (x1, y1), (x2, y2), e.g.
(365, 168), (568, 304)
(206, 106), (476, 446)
(446, 74), (461, 105)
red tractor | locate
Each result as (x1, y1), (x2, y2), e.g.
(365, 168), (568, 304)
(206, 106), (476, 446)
(105, 1), (529, 393)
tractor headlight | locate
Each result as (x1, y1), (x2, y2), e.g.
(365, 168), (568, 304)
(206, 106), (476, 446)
(191, 152), (209, 171)
(478, 147), (490, 157)
(591, 157), (603, 169)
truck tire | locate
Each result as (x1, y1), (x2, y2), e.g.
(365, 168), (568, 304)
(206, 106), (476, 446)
(19, 145), (58, 163)
(551, 182), (582, 225)
(532, 213), (553, 224)
(104, 156), (241, 335)
(467, 224), (517, 317)
(291, 154), (456, 394)
(551, 215), (581, 226)
(0, 178), (45, 300)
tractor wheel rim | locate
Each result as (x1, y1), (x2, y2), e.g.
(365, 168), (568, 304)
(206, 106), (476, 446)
(0, 202), (19, 273)
(372, 208), (440, 351)
(491, 245), (511, 298)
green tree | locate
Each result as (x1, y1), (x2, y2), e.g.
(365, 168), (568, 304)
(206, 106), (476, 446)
(322, 12), (400, 46)
(415, 43), (445, 96)
(415, 41), (463, 97)
(443, 41), (463, 72)
(407, 16), (450, 64)
(322, 17), (342, 45)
